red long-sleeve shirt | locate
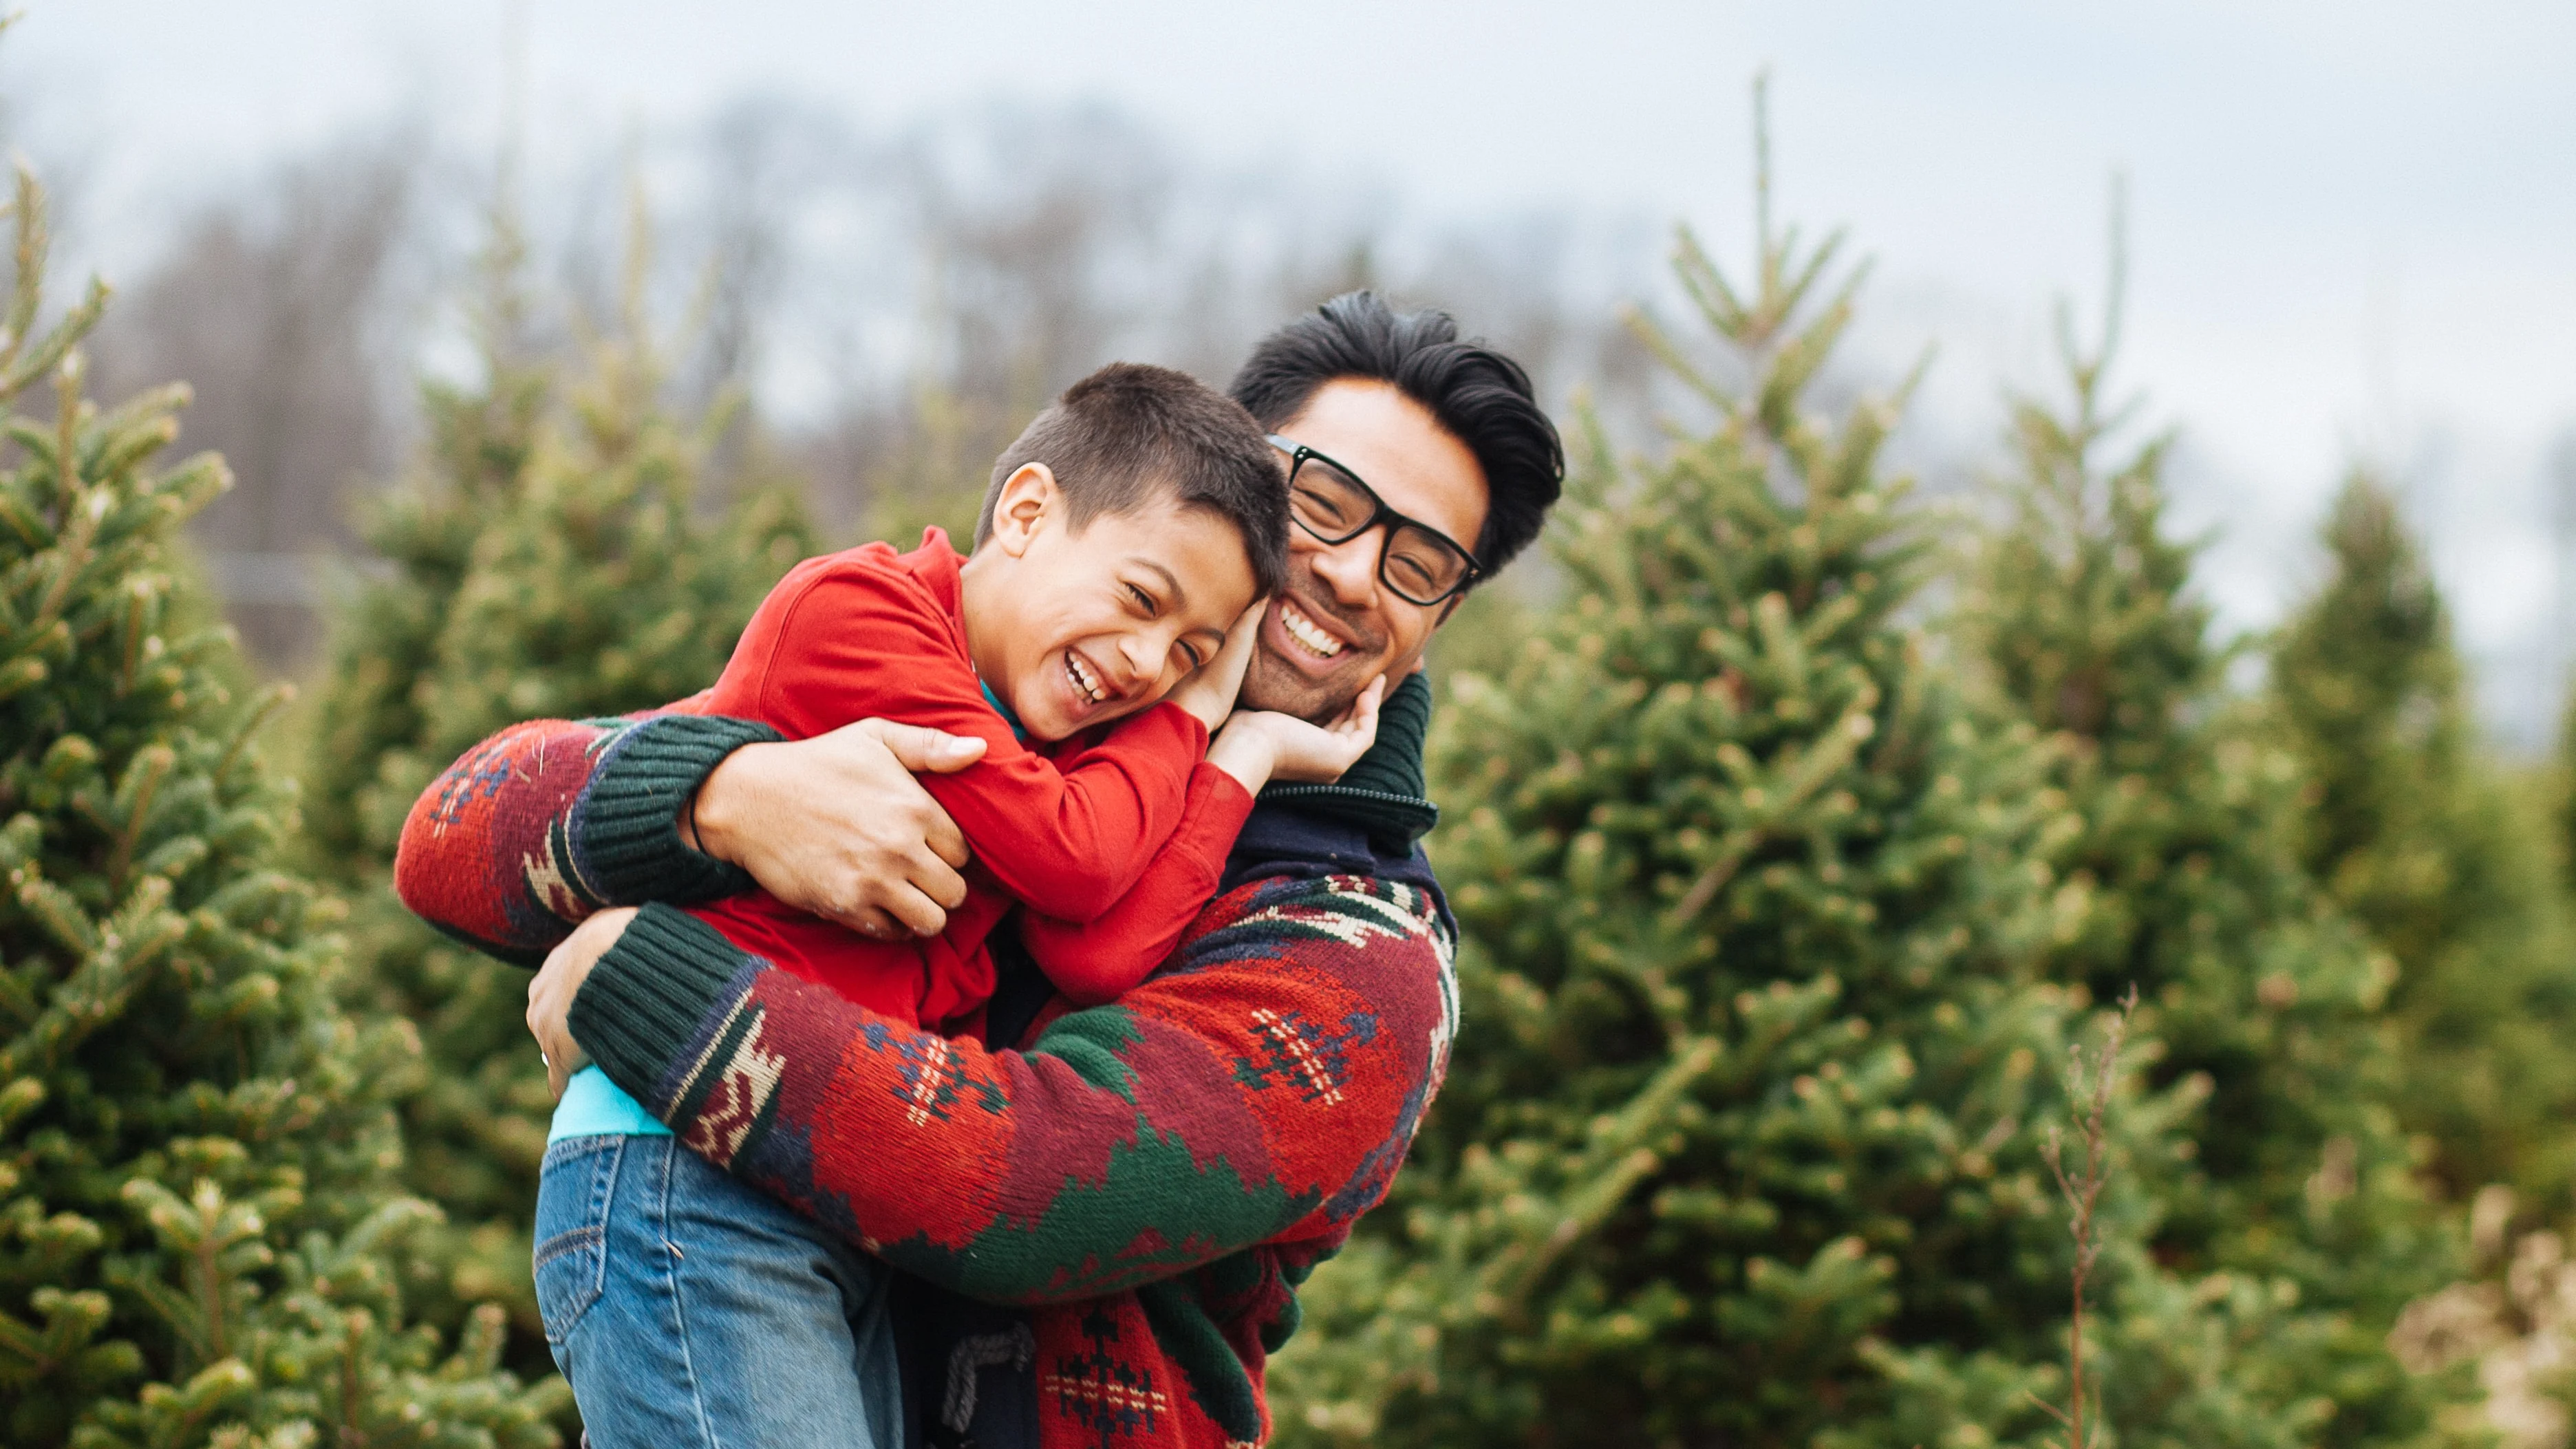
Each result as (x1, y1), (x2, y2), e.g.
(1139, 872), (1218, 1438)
(681, 529), (1253, 1028)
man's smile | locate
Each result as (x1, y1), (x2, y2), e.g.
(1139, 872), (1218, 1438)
(1278, 598), (1346, 659)
(1263, 590), (1376, 684)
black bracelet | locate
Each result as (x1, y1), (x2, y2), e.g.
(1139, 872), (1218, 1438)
(685, 782), (709, 855)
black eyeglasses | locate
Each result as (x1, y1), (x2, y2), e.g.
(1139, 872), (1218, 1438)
(1268, 435), (1483, 606)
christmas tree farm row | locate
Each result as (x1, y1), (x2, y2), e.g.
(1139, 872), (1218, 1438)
(10, 121), (2576, 1445)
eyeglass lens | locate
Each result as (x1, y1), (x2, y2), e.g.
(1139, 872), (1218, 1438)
(1289, 455), (1472, 603)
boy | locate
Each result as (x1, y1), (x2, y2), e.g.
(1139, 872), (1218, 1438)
(506, 363), (1384, 1448)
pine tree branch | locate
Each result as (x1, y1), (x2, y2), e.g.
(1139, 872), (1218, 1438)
(1666, 681), (1880, 925)
(1481, 1033), (1726, 1321)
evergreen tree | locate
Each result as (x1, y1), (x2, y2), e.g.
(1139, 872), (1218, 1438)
(2559, 694), (2576, 899)
(1958, 230), (2467, 1446)
(0, 164), (556, 1447)
(1274, 108), (2308, 1449)
(2271, 471), (2576, 1203)
(304, 197), (811, 1361)
(301, 211), (548, 882)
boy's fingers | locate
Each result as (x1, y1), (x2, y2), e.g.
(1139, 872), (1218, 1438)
(1339, 675), (1386, 735)
(1216, 601), (1263, 671)
(859, 719), (987, 773)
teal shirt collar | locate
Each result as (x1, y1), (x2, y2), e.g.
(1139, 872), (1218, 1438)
(979, 679), (1030, 744)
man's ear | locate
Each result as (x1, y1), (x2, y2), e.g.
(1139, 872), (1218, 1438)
(986, 463), (1059, 559)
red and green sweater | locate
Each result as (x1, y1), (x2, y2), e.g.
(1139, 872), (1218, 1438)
(392, 674), (1455, 1449)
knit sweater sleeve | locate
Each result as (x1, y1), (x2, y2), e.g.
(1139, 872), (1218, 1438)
(568, 875), (1457, 1306)
(391, 709), (778, 967)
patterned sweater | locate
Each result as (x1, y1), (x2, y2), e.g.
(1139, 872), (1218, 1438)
(392, 675), (1456, 1449)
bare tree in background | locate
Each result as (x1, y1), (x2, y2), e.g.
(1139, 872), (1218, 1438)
(89, 130), (423, 664)
(72, 92), (1648, 667)
(790, 101), (1655, 545)
(685, 98), (820, 414)
(794, 105), (1183, 535)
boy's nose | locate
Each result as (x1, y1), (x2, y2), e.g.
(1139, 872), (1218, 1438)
(1114, 636), (1158, 689)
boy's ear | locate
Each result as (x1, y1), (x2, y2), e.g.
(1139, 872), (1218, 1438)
(987, 463), (1059, 559)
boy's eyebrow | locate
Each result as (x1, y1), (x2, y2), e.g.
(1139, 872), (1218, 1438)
(1127, 557), (1186, 611)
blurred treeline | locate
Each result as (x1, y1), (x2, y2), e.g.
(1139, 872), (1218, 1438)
(60, 100), (1662, 667)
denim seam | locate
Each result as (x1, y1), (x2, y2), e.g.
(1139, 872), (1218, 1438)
(651, 1141), (726, 1449)
(541, 1132), (626, 1172)
(533, 1225), (602, 1272)
(536, 1134), (624, 1346)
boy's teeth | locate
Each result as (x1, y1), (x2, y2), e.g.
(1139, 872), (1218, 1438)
(1066, 652), (1105, 703)
(1280, 601), (1345, 658)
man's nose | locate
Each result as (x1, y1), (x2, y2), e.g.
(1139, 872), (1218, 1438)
(1309, 533), (1380, 608)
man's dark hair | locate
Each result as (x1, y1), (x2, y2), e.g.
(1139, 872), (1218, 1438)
(977, 362), (1288, 597)
(1227, 291), (1564, 576)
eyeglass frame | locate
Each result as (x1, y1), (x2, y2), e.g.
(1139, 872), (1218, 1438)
(1267, 433), (1485, 606)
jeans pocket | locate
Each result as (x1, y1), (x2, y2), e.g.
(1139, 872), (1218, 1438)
(532, 1135), (625, 1346)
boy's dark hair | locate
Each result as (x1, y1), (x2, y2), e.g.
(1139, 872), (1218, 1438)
(977, 363), (1288, 597)
(1227, 290), (1564, 577)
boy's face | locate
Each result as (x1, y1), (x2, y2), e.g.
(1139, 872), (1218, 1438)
(962, 465), (1258, 742)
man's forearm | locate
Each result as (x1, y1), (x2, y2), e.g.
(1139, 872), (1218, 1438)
(393, 713), (777, 964)
(568, 875), (1457, 1306)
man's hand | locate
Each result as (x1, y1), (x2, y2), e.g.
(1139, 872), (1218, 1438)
(685, 718), (985, 938)
(1166, 602), (1265, 733)
(529, 905), (637, 1099)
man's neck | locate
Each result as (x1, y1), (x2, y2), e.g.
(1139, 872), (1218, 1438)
(1252, 672), (1438, 852)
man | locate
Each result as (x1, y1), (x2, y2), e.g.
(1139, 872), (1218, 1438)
(396, 291), (1563, 1448)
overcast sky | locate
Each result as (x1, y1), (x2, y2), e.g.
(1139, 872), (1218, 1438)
(12, 1), (2575, 736)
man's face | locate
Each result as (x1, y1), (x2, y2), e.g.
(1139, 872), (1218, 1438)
(1241, 378), (1490, 723)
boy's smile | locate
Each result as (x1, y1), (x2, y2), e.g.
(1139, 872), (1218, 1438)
(960, 464), (1260, 742)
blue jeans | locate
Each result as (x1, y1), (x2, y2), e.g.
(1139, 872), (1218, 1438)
(533, 1134), (901, 1449)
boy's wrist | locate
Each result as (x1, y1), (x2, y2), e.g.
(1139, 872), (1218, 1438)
(1206, 716), (1279, 795)
(1172, 683), (1231, 734)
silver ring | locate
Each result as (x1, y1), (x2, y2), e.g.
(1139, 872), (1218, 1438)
(541, 1051), (551, 1067)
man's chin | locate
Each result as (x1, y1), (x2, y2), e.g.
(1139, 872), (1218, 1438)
(1240, 644), (1364, 725)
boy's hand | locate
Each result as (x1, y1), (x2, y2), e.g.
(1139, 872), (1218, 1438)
(1256, 672), (1386, 783)
(528, 905), (637, 1099)
(1205, 674), (1386, 793)
(1167, 601), (1264, 734)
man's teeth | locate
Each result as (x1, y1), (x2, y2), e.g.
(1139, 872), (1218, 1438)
(1065, 652), (1106, 704)
(1280, 601), (1346, 658)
